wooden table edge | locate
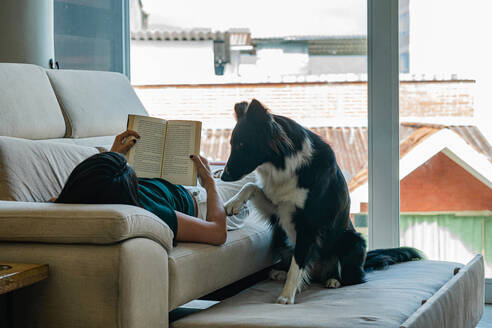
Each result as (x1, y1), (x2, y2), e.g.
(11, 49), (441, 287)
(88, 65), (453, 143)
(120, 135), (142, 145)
(0, 263), (49, 295)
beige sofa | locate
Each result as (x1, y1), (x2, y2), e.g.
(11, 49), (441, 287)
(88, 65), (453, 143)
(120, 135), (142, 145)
(0, 63), (275, 327)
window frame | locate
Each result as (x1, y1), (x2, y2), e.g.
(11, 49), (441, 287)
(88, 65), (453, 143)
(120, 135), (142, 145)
(367, 0), (400, 249)
(122, 0), (130, 78)
(54, 0), (130, 74)
(367, 0), (491, 302)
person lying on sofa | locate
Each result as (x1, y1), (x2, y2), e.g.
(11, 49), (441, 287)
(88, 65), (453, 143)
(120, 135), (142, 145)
(52, 130), (252, 246)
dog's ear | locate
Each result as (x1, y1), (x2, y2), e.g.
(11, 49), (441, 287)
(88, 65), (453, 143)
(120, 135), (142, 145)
(246, 99), (272, 122)
(234, 102), (248, 121)
(268, 121), (294, 155)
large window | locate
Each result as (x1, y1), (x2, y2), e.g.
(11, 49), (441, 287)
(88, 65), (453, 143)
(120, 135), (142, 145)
(397, 0), (492, 280)
(130, 0), (370, 240)
(130, 1), (492, 277)
(55, 0), (491, 302)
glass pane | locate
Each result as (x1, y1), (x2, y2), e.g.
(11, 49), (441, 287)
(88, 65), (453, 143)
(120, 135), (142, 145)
(399, 0), (492, 278)
(130, 0), (368, 241)
(54, 0), (127, 72)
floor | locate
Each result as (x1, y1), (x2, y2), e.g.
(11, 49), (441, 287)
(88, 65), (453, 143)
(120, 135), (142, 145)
(172, 302), (492, 327)
(478, 304), (492, 327)
(170, 300), (218, 322)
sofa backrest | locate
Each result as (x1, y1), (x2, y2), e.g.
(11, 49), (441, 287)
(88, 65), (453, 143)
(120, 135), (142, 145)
(0, 63), (150, 200)
(0, 63), (66, 139)
(46, 69), (148, 138)
(0, 62), (149, 142)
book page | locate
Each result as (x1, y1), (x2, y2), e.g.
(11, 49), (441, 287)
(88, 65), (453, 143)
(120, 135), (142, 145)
(161, 120), (201, 186)
(127, 115), (167, 178)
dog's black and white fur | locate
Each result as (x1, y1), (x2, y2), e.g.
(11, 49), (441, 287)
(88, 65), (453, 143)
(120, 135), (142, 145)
(221, 99), (422, 304)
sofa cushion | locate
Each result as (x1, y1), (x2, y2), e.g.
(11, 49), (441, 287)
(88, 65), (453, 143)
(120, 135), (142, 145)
(0, 136), (98, 202)
(0, 201), (174, 251)
(46, 69), (148, 138)
(0, 63), (66, 139)
(168, 214), (274, 310)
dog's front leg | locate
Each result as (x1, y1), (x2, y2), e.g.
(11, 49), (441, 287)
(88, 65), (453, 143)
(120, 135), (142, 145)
(224, 182), (260, 215)
(276, 257), (303, 304)
(248, 186), (277, 218)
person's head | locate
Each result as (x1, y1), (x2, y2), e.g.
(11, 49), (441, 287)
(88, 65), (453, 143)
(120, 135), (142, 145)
(55, 152), (140, 206)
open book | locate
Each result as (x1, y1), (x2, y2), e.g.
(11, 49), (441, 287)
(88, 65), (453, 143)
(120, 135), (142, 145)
(126, 114), (202, 186)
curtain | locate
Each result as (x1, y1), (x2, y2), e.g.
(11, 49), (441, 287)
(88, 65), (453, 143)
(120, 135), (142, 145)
(400, 213), (492, 277)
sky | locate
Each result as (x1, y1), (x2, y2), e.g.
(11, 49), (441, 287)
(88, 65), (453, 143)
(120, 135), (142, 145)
(140, 0), (367, 37)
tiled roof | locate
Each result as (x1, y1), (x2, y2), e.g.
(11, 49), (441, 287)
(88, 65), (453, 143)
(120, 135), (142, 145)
(310, 126), (368, 179)
(131, 31), (364, 44)
(307, 38), (366, 56)
(130, 28), (251, 45)
(202, 124), (491, 186)
(400, 123), (492, 160)
(347, 123), (492, 191)
(253, 35), (367, 56)
(131, 29), (230, 41)
(201, 126), (369, 179)
(252, 35), (366, 41)
(131, 30), (365, 55)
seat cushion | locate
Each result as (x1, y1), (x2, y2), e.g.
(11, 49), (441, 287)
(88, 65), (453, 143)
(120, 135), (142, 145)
(168, 214), (274, 310)
(0, 136), (98, 202)
(172, 257), (484, 328)
(0, 63), (66, 139)
(46, 69), (148, 138)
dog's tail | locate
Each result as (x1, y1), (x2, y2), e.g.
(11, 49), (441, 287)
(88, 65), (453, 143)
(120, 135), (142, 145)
(363, 247), (424, 272)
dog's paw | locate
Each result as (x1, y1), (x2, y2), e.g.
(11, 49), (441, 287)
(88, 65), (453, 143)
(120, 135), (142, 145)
(224, 197), (245, 216)
(324, 278), (341, 289)
(276, 295), (295, 305)
(269, 269), (287, 281)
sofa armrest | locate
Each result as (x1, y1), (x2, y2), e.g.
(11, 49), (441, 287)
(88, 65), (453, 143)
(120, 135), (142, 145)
(0, 201), (174, 251)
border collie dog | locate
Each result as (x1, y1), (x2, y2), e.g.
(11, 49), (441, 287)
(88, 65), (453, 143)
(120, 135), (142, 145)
(221, 99), (422, 304)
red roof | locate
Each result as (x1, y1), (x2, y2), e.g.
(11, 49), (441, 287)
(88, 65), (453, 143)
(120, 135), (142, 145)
(347, 124), (491, 191)
(201, 123), (491, 191)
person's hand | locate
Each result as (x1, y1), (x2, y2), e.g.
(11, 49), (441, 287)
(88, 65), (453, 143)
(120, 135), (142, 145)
(110, 130), (140, 155)
(213, 168), (224, 179)
(190, 155), (215, 190)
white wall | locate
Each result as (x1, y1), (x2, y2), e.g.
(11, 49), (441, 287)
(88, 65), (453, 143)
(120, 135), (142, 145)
(130, 0), (144, 31)
(308, 55), (366, 74)
(130, 40), (216, 85)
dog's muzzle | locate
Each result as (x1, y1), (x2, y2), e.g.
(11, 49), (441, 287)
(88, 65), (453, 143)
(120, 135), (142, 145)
(221, 166), (233, 181)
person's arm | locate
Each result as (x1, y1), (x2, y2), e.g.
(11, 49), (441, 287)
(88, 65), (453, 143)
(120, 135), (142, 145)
(175, 155), (227, 245)
(175, 210), (226, 246)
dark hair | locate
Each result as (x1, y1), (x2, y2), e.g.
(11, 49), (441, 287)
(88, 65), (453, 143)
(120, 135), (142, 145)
(56, 152), (140, 206)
